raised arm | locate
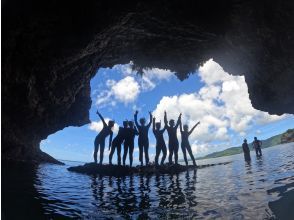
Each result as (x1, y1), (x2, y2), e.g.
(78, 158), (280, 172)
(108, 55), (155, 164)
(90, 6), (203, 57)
(108, 131), (113, 150)
(179, 120), (183, 133)
(188, 121), (200, 135)
(175, 113), (182, 129)
(134, 126), (139, 135)
(164, 111), (168, 127)
(97, 110), (107, 127)
(134, 110), (140, 128)
(147, 111), (152, 128)
(152, 117), (156, 132)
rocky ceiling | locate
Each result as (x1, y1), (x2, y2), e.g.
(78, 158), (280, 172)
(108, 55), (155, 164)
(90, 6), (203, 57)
(2, 0), (294, 163)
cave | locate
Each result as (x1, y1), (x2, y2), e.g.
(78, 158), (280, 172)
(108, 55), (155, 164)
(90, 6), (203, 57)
(2, 0), (294, 163)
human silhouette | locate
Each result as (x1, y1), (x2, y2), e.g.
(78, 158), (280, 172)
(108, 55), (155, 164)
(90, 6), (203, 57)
(134, 111), (152, 166)
(152, 117), (167, 165)
(164, 111), (181, 164)
(93, 111), (114, 164)
(109, 121), (128, 165)
(179, 120), (200, 166)
(123, 121), (138, 167)
(242, 139), (251, 161)
(252, 137), (262, 157)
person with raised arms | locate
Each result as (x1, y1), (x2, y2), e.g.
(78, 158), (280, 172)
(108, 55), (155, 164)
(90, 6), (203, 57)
(94, 111), (114, 164)
(179, 119), (200, 166)
(153, 117), (167, 166)
(123, 121), (139, 167)
(134, 110), (152, 166)
(164, 111), (181, 164)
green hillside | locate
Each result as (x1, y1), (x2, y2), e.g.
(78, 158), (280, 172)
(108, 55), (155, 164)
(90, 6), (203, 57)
(198, 129), (294, 160)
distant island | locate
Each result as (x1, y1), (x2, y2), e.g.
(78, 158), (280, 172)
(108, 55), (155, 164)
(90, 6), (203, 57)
(197, 129), (294, 160)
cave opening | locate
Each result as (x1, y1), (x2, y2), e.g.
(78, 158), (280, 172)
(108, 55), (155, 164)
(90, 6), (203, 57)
(40, 60), (293, 164)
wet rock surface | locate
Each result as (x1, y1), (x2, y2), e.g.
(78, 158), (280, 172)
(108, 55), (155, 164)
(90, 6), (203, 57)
(67, 162), (231, 176)
(2, 0), (294, 162)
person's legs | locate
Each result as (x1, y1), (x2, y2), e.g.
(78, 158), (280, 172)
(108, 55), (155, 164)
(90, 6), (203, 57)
(161, 144), (167, 165)
(255, 148), (259, 157)
(258, 147), (262, 156)
(186, 144), (196, 166)
(168, 142), (174, 164)
(99, 140), (105, 164)
(129, 143), (134, 167)
(94, 141), (99, 163)
(117, 143), (122, 165)
(138, 142), (144, 166)
(181, 144), (188, 165)
(123, 143), (128, 166)
(109, 143), (116, 164)
(174, 142), (179, 164)
(155, 144), (160, 165)
(144, 141), (149, 165)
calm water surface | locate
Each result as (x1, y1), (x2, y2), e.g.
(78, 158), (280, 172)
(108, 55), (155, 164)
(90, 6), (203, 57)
(4, 143), (294, 219)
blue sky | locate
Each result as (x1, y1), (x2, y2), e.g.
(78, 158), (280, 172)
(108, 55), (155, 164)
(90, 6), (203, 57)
(41, 60), (294, 163)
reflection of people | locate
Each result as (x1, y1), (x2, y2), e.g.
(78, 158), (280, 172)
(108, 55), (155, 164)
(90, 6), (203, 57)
(94, 111), (114, 164)
(252, 137), (262, 157)
(109, 121), (128, 165)
(179, 120), (200, 166)
(164, 111), (181, 164)
(123, 121), (138, 167)
(242, 139), (251, 161)
(153, 117), (167, 165)
(134, 111), (152, 166)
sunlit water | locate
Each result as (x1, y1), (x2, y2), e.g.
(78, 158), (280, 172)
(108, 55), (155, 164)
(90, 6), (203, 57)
(4, 143), (294, 219)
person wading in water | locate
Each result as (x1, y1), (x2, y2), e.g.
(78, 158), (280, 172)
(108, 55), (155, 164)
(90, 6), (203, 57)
(93, 111), (114, 164)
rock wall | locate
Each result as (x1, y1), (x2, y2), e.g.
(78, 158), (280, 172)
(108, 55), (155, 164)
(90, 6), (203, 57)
(2, 0), (294, 162)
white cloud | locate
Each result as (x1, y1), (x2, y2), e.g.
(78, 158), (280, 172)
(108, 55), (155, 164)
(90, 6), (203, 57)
(152, 59), (285, 155)
(111, 76), (140, 104)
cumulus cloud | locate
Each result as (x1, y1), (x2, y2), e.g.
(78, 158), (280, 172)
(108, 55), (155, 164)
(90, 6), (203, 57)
(152, 59), (285, 154)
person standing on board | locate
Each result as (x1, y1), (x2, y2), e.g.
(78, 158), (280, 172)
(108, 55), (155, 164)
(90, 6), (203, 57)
(153, 117), (167, 166)
(94, 111), (114, 164)
(164, 111), (181, 164)
(134, 110), (152, 166)
(109, 121), (128, 165)
(123, 121), (138, 167)
(252, 137), (262, 157)
(179, 120), (200, 166)
(242, 139), (251, 162)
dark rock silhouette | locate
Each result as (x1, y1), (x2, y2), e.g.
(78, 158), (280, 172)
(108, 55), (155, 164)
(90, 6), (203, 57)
(152, 117), (167, 165)
(123, 121), (138, 167)
(180, 120), (200, 166)
(109, 121), (128, 165)
(2, 0), (294, 163)
(94, 111), (114, 164)
(242, 139), (251, 161)
(134, 111), (152, 166)
(68, 162), (231, 176)
(252, 137), (262, 157)
(164, 111), (181, 164)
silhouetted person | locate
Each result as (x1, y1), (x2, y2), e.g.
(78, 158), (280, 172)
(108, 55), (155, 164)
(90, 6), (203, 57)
(94, 111), (114, 164)
(134, 110), (152, 166)
(242, 139), (251, 162)
(123, 121), (138, 167)
(153, 117), (167, 165)
(252, 137), (262, 157)
(164, 111), (181, 164)
(180, 120), (200, 166)
(109, 121), (128, 165)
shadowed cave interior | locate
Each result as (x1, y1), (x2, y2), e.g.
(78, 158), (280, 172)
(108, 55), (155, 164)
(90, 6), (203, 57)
(2, 0), (294, 163)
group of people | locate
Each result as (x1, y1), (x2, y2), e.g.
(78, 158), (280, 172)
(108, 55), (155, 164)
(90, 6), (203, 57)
(242, 137), (263, 162)
(94, 111), (200, 167)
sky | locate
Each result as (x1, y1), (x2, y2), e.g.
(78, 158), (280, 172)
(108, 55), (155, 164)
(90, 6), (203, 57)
(41, 59), (294, 163)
